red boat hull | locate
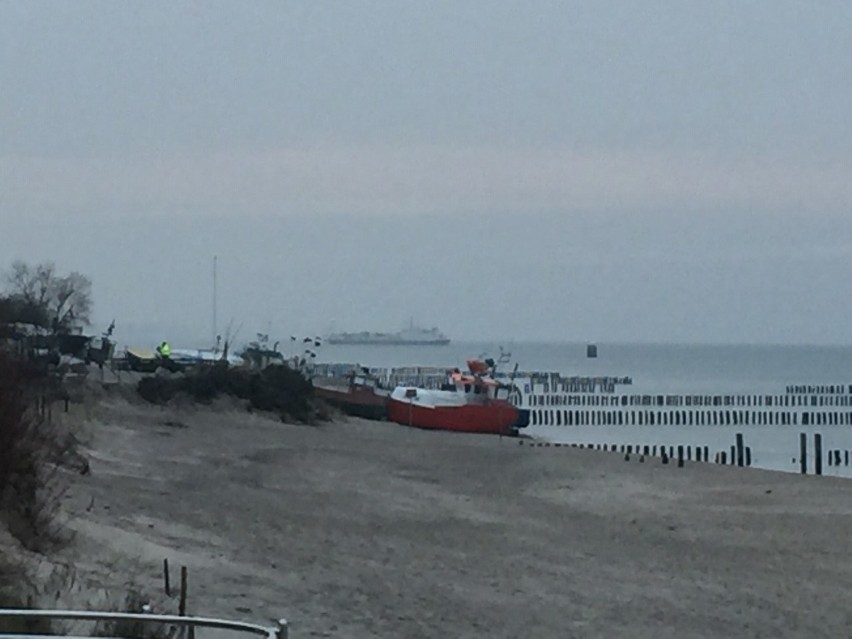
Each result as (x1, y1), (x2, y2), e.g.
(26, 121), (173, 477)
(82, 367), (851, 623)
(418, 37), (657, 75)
(314, 384), (388, 420)
(387, 398), (519, 435)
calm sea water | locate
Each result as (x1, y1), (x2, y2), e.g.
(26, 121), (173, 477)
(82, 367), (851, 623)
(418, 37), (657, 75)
(310, 341), (852, 476)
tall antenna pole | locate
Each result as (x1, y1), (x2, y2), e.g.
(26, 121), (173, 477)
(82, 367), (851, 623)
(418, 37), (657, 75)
(213, 255), (218, 345)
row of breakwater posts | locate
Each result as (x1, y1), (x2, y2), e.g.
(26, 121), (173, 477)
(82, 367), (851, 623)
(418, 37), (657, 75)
(520, 432), (847, 476)
(518, 435), (750, 469)
(527, 406), (852, 427)
(797, 433), (852, 475)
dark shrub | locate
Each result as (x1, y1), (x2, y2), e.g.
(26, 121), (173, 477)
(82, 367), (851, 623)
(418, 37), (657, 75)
(137, 376), (177, 404)
(0, 296), (49, 328)
(137, 364), (317, 423)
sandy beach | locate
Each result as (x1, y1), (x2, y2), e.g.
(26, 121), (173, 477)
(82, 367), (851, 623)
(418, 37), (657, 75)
(53, 394), (852, 638)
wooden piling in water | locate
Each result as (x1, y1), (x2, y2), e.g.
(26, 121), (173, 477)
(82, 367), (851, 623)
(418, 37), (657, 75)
(745, 446), (752, 467)
(800, 433), (807, 474)
(815, 433), (823, 476)
(736, 433), (744, 467)
(677, 445), (684, 468)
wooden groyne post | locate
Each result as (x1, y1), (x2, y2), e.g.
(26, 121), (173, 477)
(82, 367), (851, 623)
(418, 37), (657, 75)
(735, 433), (744, 467)
(814, 433), (823, 476)
(800, 433), (807, 475)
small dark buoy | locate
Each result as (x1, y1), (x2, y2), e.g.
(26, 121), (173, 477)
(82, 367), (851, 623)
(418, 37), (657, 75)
(586, 343), (598, 358)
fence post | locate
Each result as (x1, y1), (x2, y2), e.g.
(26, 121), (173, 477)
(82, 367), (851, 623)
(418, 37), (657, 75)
(179, 566), (188, 616)
(163, 558), (171, 597)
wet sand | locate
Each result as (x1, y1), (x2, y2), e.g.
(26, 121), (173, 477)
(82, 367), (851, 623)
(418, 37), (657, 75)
(59, 396), (852, 638)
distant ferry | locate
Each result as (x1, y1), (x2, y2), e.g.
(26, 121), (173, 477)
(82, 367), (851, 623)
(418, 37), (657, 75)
(326, 324), (450, 346)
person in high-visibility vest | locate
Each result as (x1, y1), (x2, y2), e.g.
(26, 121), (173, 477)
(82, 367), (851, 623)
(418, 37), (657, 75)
(156, 341), (171, 358)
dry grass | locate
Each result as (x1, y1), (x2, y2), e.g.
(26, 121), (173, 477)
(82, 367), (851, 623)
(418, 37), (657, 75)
(0, 555), (53, 634)
(90, 589), (177, 639)
(0, 351), (74, 551)
(0, 352), (177, 638)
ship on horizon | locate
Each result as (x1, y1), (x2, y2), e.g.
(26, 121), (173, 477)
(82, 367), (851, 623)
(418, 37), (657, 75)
(326, 323), (450, 346)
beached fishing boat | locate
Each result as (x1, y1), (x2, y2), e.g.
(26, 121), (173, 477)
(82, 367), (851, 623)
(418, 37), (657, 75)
(387, 360), (525, 435)
(313, 370), (390, 420)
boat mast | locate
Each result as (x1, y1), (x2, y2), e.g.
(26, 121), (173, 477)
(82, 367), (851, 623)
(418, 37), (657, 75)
(213, 255), (218, 347)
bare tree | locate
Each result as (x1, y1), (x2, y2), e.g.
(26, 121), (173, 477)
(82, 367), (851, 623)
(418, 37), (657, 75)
(5, 261), (92, 332)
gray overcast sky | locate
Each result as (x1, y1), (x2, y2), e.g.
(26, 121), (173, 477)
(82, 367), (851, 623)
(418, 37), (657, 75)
(1, 1), (851, 346)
